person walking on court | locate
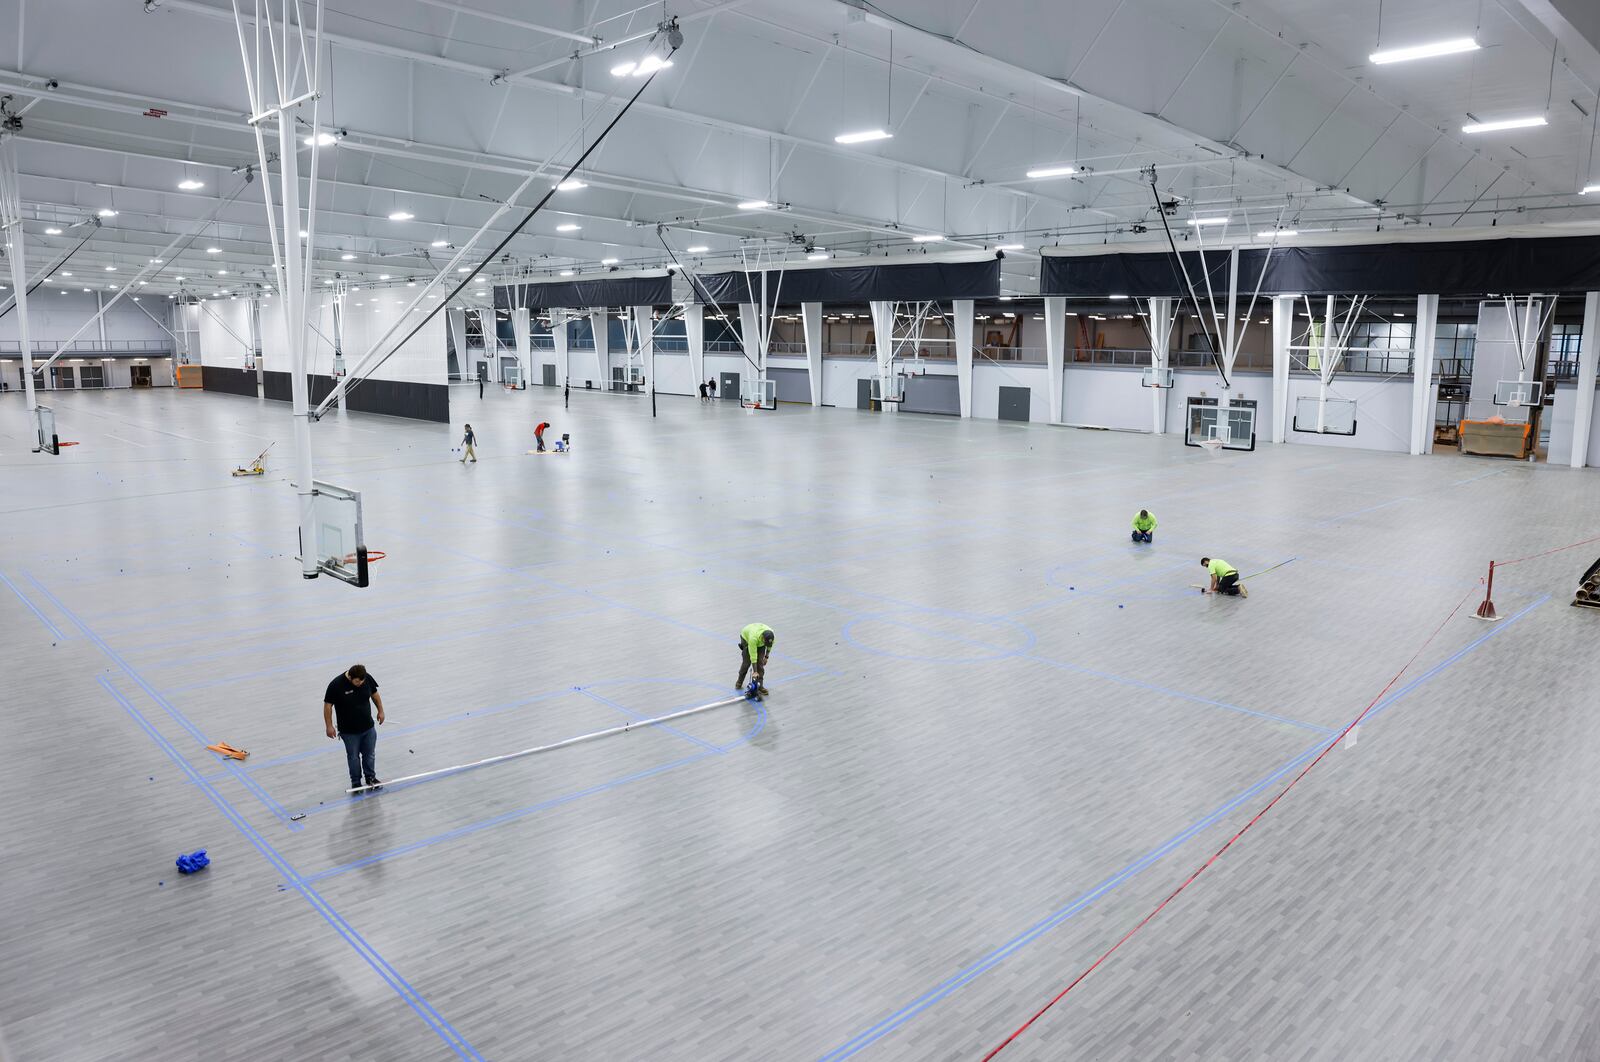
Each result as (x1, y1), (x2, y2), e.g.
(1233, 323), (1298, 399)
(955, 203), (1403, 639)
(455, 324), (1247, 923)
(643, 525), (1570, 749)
(1200, 556), (1247, 597)
(736, 622), (774, 694)
(1131, 509), (1157, 543)
(478, 370), (485, 399)
(459, 423), (477, 463)
(707, 377), (717, 400)
(324, 663), (385, 791)
(698, 380), (708, 403)
(534, 420), (550, 452)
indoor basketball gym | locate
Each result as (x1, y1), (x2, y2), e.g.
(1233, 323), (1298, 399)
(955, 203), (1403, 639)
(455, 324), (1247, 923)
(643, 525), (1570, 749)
(4, 2), (1600, 1060)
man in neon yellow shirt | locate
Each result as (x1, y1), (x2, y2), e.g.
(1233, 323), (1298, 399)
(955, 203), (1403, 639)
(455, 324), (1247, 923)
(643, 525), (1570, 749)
(1131, 509), (1156, 543)
(737, 622), (775, 694)
(1200, 557), (1247, 597)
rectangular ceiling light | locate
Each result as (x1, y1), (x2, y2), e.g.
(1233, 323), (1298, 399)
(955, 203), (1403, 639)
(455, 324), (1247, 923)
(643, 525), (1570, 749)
(806, 252), (829, 260)
(835, 129), (893, 144)
(556, 223), (581, 232)
(1582, 184), (1600, 194)
(1462, 115), (1546, 134)
(1258, 229), (1298, 238)
(388, 211), (414, 221)
(995, 243), (1024, 251)
(737, 200), (770, 210)
(1186, 216), (1229, 226)
(1370, 37), (1479, 64)
(556, 179), (587, 191)
(177, 179), (205, 191)
(686, 245), (709, 253)
(912, 234), (945, 242)
(1025, 165), (1076, 179)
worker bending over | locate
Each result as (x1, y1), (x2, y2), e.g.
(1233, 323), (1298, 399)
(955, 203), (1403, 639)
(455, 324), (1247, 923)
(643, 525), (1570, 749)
(534, 420), (550, 452)
(1200, 557), (1247, 597)
(1131, 509), (1157, 543)
(737, 622), (775, 695)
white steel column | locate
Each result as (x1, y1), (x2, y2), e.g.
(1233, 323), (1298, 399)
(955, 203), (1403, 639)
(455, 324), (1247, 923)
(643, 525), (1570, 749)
(869, 299), (896, 413)
(631, 305), (654, 395)
(1411, 294), (1440, 456)
(473, 308), (497, 381)
(1271, 295), (1293, 443)
(1572, 291), (1600, 468)
(276, 104), (317, 578)
(447, 308), (468, 379)
(801, 301), (823, 406)
(1043, 295), (1066, 423)
(1148, 296), (1174, 434)
(738, 302), (768, 393)
(589, 308), (609, 388)
(0, 137), (40, 441)
(953, 298), (974, 417)
(684, 302), (705, 391)
(511, 307), (531, 386)
(552, 309), (570, 383)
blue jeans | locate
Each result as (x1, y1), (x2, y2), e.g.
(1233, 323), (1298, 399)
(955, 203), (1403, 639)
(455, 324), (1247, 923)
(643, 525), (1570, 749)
(1131, 530), (1152, 543)
(340, 727), (377, 785)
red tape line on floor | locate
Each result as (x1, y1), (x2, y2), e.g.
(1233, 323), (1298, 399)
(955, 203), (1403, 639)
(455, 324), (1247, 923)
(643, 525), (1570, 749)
(980, 581), (1480, 1060)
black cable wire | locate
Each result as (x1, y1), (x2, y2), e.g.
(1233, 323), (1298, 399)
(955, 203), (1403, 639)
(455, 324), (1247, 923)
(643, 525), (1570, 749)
(330, 41), (678, 412)
(1148, 172), (1229, 389)
(654, 230), (762, 373)
(0, 226), (98, 320)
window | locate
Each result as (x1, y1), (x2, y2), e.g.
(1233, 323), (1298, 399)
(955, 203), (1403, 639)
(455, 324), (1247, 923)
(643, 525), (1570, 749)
(1344, 321), (1414, 375)
(1434, 322), (1476, 378)
(78, 365), (105, 389)
(1548, 323), (1583, 381)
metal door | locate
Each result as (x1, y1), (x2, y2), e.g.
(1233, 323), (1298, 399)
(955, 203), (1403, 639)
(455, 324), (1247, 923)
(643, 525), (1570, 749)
(720, 371), (739, 400)
(542, 364), (556, 387)
(998, 385), (1031, 422)
(857, 377), (873, 409)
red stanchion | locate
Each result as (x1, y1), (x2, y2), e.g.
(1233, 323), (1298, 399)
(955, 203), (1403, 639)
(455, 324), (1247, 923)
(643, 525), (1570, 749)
(1474, 560), (1499, 621)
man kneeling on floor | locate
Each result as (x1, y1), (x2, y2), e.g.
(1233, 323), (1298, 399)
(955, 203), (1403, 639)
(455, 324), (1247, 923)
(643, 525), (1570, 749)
(1131, 509), (1157, 543)
(737, 622), (774, 695)
(1200, 557), (1247, 597)
(324, 663), (385, 790)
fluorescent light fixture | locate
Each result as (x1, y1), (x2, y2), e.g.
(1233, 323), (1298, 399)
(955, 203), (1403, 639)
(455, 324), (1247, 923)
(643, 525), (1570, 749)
(556, 223), (581, 232)
(556, 179), (587, 191)
(1109, 294), (1129, 300)
(149, 258), (163, 264)
(1025, 165), (1076, 179)
(431, 239), (450, 247)
(378, 274), (391, 280)
(1462, 115), (1546, 134)
(835, 128), (893, 144)
(44, 227), (62, 235)
(304, 132), (338, 147)
(388, 211), (414, 221)
(686, 245), (710, 253)
(299, 230), (310, 238)
(601, 257), (619, 264)
(206, 246), (222, 254)
(1258, 229), (1299, 238)
(737, 200), (770, 211)
(1582, 184), (1600, 195)
(1186, 216), (1229, 226)
(912, 234), (944, 242)
(610, 61), (637, 76)
(174, 276), (185, 281)
(97, 209), (117, 217)
(217, 270), (228, 275)
(457, 266), (470, 272)
(996, 243), (1024, 251)
(61, 272), (71, 277)
(105, 265), (116, 271)
(177, 179), (205, 190)
(806, 252), (829, 260)
(559, 269), (575, 276)
(1370, 37), (1479, 65)
(342, 253), (357, 260)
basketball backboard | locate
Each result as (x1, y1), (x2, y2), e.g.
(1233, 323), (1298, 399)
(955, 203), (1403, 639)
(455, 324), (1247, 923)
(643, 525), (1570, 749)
(1184, 397), (1256, 451)
(1292, 395), (1358, 436)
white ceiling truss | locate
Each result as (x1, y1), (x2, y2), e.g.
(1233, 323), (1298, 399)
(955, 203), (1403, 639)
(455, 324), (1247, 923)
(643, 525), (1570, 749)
(0, 0), (1595, 306)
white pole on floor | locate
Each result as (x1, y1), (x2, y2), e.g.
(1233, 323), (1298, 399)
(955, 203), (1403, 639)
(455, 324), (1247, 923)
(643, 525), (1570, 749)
(345, 693), (752, 793)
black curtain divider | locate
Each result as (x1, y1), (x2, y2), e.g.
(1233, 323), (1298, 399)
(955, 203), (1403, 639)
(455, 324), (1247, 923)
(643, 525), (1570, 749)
(494, 273), (672, 311)
(693, 256), (1001, 306)
(1041, 235), (1600, 297)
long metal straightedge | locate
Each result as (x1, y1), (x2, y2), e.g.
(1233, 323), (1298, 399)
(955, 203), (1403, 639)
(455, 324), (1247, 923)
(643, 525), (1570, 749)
(344, 692), (750, 794)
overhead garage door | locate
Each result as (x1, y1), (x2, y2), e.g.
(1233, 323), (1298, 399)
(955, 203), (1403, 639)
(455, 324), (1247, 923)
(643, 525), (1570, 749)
(902, 373), (960, 416)
(768, 366), (811, 403)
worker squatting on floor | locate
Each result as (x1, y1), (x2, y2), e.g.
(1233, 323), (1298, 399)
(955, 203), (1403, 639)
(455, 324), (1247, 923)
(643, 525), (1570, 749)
(1200, 557), (1248, 597)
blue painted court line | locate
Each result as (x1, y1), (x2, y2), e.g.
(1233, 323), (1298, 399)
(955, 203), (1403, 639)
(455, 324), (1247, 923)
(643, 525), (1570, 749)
(841, 611), (1036, 662)
(1022, 654), (1334, 734)
(817, 584), (1544, 1061)
(1317, 496), (1412, 525)
(97, 676), (484, 1060)
(163, 604), (611, 693)
(26, 573), (301, 831)
(577, 688), (722, 753)
(1451, 468), (1506, 487)
(297, 700), (771, 884)
(0, 568), (66, 640)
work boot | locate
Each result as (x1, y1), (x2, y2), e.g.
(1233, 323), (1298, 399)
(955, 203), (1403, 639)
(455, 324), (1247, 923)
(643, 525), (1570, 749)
(1238, 585), (1249, 598)
(365, 776), (383, 791)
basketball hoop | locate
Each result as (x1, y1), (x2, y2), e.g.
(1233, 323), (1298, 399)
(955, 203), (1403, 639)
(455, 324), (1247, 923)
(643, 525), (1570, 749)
(342, 550), (385, 565)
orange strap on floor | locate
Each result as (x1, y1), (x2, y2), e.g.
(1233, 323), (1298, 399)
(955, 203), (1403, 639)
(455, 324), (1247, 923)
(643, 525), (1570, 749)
(206, 742), (249, 760)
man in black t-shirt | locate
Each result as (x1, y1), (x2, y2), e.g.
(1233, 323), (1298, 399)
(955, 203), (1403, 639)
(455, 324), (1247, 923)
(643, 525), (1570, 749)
(324, 663), (385, 791)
